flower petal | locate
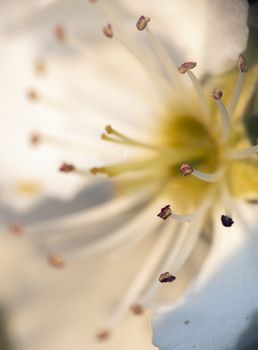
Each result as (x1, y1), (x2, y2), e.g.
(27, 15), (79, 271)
(153, 203), (258, 350)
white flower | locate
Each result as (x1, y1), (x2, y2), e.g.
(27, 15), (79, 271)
(0, 1), (256, 350)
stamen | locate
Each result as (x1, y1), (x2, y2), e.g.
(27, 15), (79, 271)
(26, 86), (75, 114)
(159, 272), (176, 283)
(53, 24), (67, 43)
(9, 222), (23, 236)
(130, 304), (144, 315)
(27, 188), (155, 240)
(29, 132), (42, 146)
(29, 131), (90, 152)
(157, 205), (172, 220)
(47, 254), (65, 269)
(178, 62), (211, 120)
(139, 198), (211, 306)
(107, 220), (176, 328)
(228, 55), (248, 117)
(34, 59), (47, 76)
(177, 62), (197, 74)
(221, 215), (234, 227)
(60, 164), (87, 177)
(102, 23), (113, 38)
(238, 54), (248, 73)
(96, 329), (111, 342)
(180, 163), (223, 183)
(212, 88), (230, 142)
(179, 164), (193, 176)
(227, 144), (258, 159)
(103, 124), (157, 150)
(157, 203), (202, 223)
(26, 88), (40, 102)
(136, 15), (150, 31)
(59, 162), (75, 173)
(144, 25), (184, 91)
(44, 195), (163, 260)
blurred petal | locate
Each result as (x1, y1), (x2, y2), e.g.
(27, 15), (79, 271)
(153, 203), (258, 350)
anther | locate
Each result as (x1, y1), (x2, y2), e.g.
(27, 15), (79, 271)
(96, 329), (111, 342)
(157, 205), (172, 220)
(238, 54), (248, 73)
(90, 167), (105, 175)
(26, 88), (39, 102)
(9, 222), (23, 236)
(54, 24), (66, 43)
(221, 215), (234, 227)
(180, 164), (223, 182)
(212, 88), (223, 100)
(29, 132), (42, 146)
(180, 164), (193, 176)
(178, 62), (197, 74)
(105, 125), (113, 133)
(34, 59), (46, 75)
(47, 254), (65, 269)
(59, 162), (75, 173)
(159, 272), (176, 283)
(102, 24), (113, 38)
(130, 303), (144, 315)
(136, 15), (150, 31)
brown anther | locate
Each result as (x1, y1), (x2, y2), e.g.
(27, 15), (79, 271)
(105, 125), (113, 133)
(89, 0), (98, 2)
(239, 54), (248, 73)
(54, 24), (66, 43)
(26, 88), (39, 102)
(59, 162), (75, 173)
(96, 329), (111, 342)
(9, 222), (23, 236)
(34, 60), (46, 75)
(47, 254), (65, 269)
(136, 15), (150, 31)
(157, 204), (172, 220)
(29, 132), (42, 146)
(102, 24), (113, 38)
(159, 272), (176, 283)
(212, 88), (223, 100)
(130, 304), (144, 315)
(180, 164), (193, 176)
(178, 62), (197, 74)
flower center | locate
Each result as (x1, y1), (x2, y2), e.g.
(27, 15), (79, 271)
(156, 112), (221, 212)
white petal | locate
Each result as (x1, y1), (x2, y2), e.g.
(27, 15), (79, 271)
(153, 202), (258, 350)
